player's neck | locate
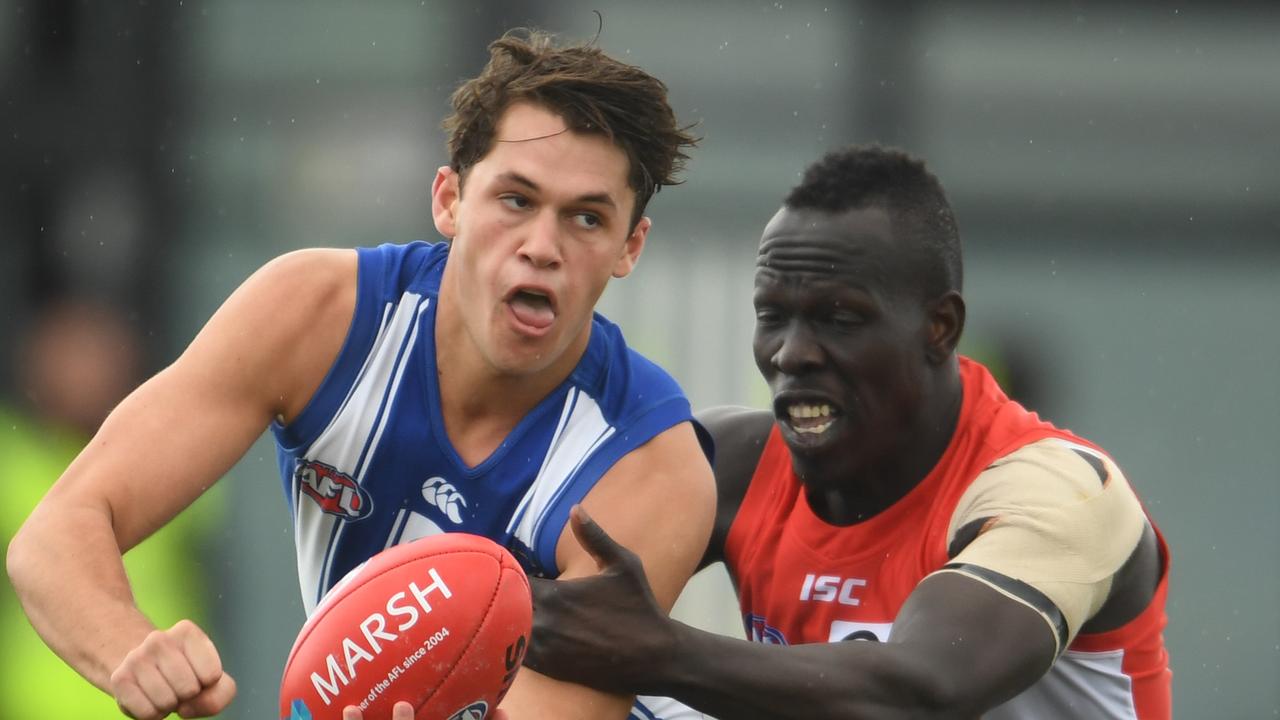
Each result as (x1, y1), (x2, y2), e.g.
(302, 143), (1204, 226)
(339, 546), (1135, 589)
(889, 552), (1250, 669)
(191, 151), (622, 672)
(434, 306), (588, 468)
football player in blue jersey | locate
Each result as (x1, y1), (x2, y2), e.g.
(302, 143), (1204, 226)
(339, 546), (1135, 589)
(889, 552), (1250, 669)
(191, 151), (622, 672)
(8, 29), (714, 720)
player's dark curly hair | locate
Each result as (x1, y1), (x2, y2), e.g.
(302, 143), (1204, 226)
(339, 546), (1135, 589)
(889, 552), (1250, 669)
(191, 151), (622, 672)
(444, 28), (698, 228)
(786, 145), (963, 297)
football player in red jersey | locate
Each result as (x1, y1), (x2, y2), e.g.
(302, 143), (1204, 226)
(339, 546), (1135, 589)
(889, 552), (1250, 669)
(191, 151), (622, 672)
(527, 146), (1171, 719)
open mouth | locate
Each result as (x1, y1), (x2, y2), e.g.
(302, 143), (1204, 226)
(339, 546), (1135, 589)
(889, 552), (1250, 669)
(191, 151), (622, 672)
(785, 402), (840, 435)
(507, 288), (556, 331)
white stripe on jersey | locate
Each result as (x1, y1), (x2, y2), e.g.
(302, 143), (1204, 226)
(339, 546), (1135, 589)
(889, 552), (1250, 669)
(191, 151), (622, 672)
(294, 292), (429, 614)
(291, 302), (394, 523)
(507, 387), (615, 562)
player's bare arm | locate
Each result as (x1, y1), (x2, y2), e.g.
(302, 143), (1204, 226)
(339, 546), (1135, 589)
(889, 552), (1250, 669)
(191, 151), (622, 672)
(502, 420), (715, 720)
(6, 248), (357, 719)
(529, 509), (1052, 718)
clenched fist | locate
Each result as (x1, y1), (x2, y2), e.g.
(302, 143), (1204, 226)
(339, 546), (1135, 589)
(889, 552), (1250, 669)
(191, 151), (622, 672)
(110, 619), (237, 719)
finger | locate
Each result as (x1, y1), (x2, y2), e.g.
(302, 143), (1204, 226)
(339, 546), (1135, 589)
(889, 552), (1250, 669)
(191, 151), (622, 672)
(153, 637), (202, 701)
(176, 672), (237, 718)
(568, 505), (627, 569)
(114, 677), (160, 720)
(173, 619), (224, 687)
(489, 710), (511, 720)
(393, 701), (415, 719)
(342, 706), (363, 720)
(138, 657), (184, 712)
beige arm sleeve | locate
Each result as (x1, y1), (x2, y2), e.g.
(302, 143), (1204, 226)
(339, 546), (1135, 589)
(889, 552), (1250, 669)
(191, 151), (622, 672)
(933, 438), (1146, 653)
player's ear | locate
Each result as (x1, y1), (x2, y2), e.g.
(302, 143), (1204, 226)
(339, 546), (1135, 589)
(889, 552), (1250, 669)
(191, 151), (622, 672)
(432, 166), (460, 239)
(612, 216), (650, 279)
(926, 290), (965, 364)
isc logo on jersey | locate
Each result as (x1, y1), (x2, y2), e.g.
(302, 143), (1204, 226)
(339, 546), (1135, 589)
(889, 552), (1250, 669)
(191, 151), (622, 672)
(296, 459), (373, 520)
(799, 573), (867, 606)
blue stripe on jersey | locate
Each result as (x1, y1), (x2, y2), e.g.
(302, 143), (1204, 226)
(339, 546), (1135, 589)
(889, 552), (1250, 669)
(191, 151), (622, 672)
(271, 241), (701, 613)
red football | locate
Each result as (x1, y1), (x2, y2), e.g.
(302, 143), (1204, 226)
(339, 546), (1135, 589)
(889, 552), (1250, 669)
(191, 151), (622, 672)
(279, 533), (532, 720)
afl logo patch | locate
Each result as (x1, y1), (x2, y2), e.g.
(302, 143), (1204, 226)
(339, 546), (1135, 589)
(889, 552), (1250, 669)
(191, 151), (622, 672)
(446, 701), (488, 720)
(745, 613), (789, 645)
(295, 459), (373, 520)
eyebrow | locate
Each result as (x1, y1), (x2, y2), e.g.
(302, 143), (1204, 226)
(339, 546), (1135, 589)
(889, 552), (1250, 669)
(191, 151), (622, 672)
(497, 171), (617, 209)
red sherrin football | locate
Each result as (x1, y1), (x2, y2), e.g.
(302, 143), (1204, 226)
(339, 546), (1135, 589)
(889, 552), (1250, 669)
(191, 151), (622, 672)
(279, 533), (532, 720)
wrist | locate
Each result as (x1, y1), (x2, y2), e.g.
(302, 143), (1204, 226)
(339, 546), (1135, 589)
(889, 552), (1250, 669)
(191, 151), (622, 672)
(637, 617), (696, 696)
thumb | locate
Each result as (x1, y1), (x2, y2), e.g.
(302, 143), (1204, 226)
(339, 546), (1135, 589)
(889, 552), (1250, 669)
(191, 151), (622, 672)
(568, 505), (628, 571)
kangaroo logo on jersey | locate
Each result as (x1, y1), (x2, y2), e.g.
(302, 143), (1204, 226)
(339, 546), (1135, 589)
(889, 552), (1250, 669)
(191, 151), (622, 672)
(445, 701), (488, 720)
(295, 459), (373, 520)
(422, 476), (468, 524)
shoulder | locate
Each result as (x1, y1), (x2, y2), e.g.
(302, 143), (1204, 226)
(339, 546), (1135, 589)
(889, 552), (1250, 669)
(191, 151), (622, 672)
(204, 248), (356, 349)
(253, 248), (358, 334)
(579, 315), (689, 422)
(355, 240), (451, 296)
(224, 248), (359, 421)
(696, 406), (775, 565)
(950, 437), (1143, 554)
(254, 247), (356, 293)
(946, 437), (1158, 641)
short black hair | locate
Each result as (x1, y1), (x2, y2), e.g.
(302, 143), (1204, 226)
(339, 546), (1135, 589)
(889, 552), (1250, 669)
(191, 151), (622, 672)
(785, 145), (962, 297)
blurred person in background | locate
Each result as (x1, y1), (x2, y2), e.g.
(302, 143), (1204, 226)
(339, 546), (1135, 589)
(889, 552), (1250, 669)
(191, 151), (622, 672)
(7, 28), (714, 720)
(0, 297), (217, 719)
(526, 146), (1172, 719)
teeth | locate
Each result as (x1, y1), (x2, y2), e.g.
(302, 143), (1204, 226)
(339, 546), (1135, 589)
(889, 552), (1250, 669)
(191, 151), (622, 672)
(794, 420), (835, 435)
(787, 404), (832, 419)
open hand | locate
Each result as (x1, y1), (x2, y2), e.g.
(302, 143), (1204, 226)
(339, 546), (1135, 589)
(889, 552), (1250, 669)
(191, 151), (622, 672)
(524, 506), (675, 695)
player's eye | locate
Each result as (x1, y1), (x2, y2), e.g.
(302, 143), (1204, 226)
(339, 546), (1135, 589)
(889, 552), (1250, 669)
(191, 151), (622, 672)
(754, 306), (784, 325)
(499, 194), (530, 210)
(571, 212), (602, 229)
(829, 311), (865, 328)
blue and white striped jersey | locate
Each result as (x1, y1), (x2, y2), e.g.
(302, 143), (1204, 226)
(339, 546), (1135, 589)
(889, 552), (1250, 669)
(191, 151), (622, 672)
(270, 241), (698, 621)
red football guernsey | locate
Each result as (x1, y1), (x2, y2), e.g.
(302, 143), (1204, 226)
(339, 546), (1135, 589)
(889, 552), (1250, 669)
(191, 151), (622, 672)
(723, 358), (1171, 719)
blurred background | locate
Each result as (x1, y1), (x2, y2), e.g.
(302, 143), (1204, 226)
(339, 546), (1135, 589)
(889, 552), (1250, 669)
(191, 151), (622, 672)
(1, 1), (1276, 718)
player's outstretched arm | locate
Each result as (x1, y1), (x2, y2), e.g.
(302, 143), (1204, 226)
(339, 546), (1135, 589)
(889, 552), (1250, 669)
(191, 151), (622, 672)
(527, 511), (1058, 720)
(6, 248), (357, 719)
(502, 421), (716, 720)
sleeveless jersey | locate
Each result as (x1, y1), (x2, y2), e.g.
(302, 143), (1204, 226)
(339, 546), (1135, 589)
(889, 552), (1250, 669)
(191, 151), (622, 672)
(724, 357), (1171, 719)
(271, 241), (697, 618)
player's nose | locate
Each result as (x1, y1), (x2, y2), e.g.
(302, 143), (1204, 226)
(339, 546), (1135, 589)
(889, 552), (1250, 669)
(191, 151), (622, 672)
(519, 211), (563, 269)
(771, 320), (824, 374)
